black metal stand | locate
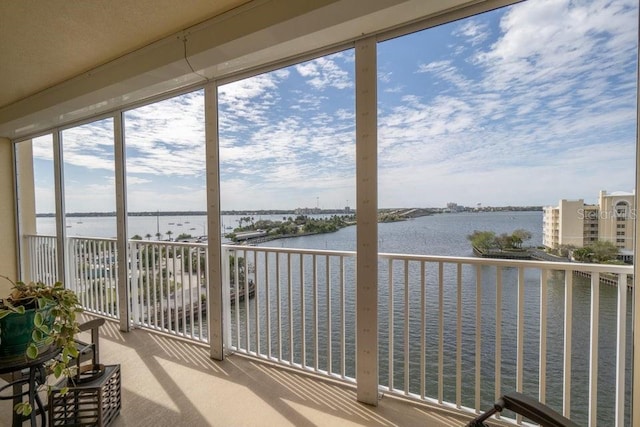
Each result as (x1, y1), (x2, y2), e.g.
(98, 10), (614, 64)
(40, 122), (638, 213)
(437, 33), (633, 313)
(0, 346), (61, 427)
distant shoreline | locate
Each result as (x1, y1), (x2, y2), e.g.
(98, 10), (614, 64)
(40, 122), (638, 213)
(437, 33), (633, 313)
(36, 206), (543, 218)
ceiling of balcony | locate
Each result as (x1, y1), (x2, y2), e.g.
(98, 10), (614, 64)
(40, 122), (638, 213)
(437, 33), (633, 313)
(0, 0), (250, 109)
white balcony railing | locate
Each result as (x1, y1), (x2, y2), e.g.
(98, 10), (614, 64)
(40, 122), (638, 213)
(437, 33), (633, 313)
(129, 240), (209, 341)
(67, 236), (120, 319)
(25, 234), (58, 285)
(23, 235), (633, 426)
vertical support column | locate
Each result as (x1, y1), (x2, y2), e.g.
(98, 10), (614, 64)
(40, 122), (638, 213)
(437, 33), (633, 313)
(355, 36), (378, 406)
(0, 137), (19, 289)
(14, 140), (37, 283)
(205, 82), (224, 360)
(114, 113), (130, 332)
(52, 131), (67, 284)
(633, 17), (640, 426)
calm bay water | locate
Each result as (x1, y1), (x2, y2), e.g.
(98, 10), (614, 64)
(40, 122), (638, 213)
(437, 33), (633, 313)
(36, 211), (631, 425)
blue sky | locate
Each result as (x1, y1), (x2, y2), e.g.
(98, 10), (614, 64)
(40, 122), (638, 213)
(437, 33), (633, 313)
(30, 0), (638, 213)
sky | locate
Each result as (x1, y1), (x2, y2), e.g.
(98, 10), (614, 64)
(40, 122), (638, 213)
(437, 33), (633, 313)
(28, 0), (639, 213)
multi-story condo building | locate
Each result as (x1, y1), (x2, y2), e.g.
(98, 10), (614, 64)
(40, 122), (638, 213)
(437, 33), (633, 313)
(543, 190), (635, 253)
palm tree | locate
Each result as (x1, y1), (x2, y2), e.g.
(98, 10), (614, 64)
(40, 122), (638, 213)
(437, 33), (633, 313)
(166, 230), (173, 241)
(145, 233), (152, 240)
(155, 232), (162, 240)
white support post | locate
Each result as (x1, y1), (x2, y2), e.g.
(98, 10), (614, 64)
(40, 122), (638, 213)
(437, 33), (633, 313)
(114, 112), (130, 332)
(355, 36), (378, 406)
(52, 131), (67, 285)
(205, 82), (224, 361)
(633, 18), (640, 425)
(589, 272), (600, 427)
(615, 274), (627, 427)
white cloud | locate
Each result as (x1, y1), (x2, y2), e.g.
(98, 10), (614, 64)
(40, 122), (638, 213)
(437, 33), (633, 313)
(417, 60), (472, 90)
(295, 55), (353, 90)
(453, 19), (490, 46)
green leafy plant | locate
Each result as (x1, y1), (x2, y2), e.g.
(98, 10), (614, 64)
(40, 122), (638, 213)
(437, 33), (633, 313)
(0, 275), (83, 416)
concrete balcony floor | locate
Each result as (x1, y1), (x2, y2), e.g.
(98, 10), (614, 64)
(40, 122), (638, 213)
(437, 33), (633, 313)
(1, 316), (474, 426)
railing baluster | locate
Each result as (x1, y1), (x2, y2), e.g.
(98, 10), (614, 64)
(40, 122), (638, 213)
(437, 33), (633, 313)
(254, 250), (260, 356)
(196, 246), (203, 341)
(129, 242), (136, 325)
(165, 243), (172, 332)
(83, 240), (96, 310)
(80, 240), (87, 309)
(43, 237), (49, 282)
(326, 255), (332, 375)
(517, 267), (525, 393)
(158, 244), (165, 331)
(439, 262), (444, 404)
(588, 272), (600, 427)
(99, 241), (105, 313)
(39, 236), (44, 282)
(264, 251), (278, 357)
(172, 245), (179, 335)
(181, 247), (188, 337)
(563, 270), (573, 418)
(495, 266), (502, 406)
(516, 267), (525, 425)
(28, 237), (35, 281)
(231, 249), (242, 350)
(340, 255), (345, 378)
(475, 264), (482, 412)
(458, 263), (463, 408)
(389, 258), (394, 392)
(539, 269), (548, 404)
(420, 261), (426, 400)
(309, 254), (316, 370)
(38, 236), (44, 281)
(300, 253), (305, 368)
(404, 259), (409, 395)
(38, 236), (44, 282)
(151, 243), (162, 328)
(276, 252), (282, 362)
(107, 240), (114, 317)
(615, 274), (627, 427)
(266, 251), (271, 359)
(143, 243), (151, 326)
(244, 249), (251, 353)
(288, 252), (293, 365)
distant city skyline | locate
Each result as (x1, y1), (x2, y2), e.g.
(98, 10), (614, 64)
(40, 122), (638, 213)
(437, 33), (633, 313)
(28, 0), (638, 213)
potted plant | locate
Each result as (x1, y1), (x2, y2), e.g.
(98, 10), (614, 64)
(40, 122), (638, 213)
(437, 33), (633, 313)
(0, 275), (83, 416)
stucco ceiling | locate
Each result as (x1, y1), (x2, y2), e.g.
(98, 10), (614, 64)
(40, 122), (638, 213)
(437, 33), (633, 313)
(0, 0), (250, 109)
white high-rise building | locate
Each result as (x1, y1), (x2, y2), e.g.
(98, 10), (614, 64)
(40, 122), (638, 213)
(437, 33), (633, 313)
(543, 190), (635, 253)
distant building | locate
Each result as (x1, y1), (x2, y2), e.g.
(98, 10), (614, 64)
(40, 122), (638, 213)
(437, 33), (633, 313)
(445, 202), (464, 213)
(294, 207), (321, 215)
(543, 190), (635, 255)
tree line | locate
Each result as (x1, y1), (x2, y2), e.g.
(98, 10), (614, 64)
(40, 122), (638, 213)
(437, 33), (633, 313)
(467, 229), (533, 251)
